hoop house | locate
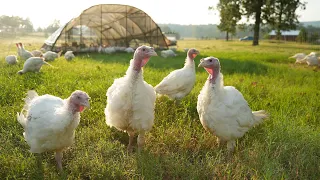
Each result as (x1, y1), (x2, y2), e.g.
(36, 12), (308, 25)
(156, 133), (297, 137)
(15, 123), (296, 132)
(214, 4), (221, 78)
(42, 4), (170, 52)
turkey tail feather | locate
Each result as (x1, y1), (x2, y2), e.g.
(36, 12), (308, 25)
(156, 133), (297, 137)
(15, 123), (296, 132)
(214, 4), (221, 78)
(17, 112), (26, 128)
(252, 110), (269, 126)
(23, 90), (38, 110)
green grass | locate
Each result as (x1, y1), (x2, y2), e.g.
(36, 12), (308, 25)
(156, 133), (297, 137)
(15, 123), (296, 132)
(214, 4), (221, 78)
(1, 37), (320, 179)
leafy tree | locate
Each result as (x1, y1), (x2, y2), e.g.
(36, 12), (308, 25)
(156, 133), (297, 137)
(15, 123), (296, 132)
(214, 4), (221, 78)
(309, 32), (319, 44)
(214, 0), (307, 45)
(37, 27), (43, 32)
(0, 15), (33, 32)
(215, 0), (241, 41)
(296, 27), (307, 43)
(264, 0), (306, 40)
(159, 25), (172, 33)
(45, 19), (61, 33)
(241, 0), (265, 45)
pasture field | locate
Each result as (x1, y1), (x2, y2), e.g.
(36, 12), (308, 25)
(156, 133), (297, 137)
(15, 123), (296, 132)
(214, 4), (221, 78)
(1, 36), (320, 179)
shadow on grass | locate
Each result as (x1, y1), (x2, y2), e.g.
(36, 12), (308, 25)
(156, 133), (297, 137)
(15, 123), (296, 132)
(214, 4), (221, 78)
(79, 51), (270, 75)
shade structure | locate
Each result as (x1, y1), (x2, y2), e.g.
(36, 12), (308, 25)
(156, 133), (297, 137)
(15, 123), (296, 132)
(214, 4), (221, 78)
(43, 4), (170, 52)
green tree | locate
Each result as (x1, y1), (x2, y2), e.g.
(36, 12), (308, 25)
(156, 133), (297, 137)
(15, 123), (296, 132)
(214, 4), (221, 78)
(0, 15), (34, 33)
(309, 32), (319, 44)
(296, 27), (307, 43)
(37, 27), (43, 32)
(241, 0), (265, 45)
(45, 19), (61, 33)
(264, 0), (306, 40)
(212, 0), (241, 41)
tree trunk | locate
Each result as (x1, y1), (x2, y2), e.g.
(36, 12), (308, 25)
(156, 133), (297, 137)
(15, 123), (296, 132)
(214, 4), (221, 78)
(252, 0), (263, 46)
(276, 2), (283, 41)
(226, 31), (229, 41)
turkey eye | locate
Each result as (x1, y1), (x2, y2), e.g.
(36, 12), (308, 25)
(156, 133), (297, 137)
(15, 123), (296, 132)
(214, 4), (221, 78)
(77, 96), (80, 99)
(209, 59), (212, 62)
(142, 48), (145, 51)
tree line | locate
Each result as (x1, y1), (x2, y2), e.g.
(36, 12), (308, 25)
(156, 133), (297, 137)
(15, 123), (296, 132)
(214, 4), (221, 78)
(213, 0), (306, 45)
(0, 15), (61, 37)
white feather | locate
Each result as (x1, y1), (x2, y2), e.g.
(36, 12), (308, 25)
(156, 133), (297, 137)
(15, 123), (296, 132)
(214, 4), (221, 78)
(155, 56), (196, 100)
(18, 57), (52, 74)
(5, 55), (18, 65)
(197, 72), (268, 151)
(17, 91), (80, 153)
(105, 59), (156, 132)
(64, 51), (75, 61)
(302, 52), (319, 66)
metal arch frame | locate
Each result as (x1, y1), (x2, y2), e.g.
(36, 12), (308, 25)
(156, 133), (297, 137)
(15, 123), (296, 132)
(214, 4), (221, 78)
(47, 4), (169, 51)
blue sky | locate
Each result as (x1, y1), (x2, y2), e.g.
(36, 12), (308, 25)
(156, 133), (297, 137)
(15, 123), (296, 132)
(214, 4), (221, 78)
(0, 0), (318, 28)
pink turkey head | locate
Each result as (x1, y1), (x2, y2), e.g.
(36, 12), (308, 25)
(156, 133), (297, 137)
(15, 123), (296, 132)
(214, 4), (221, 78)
(187, 48), (200, 59)
(198, 57), (220, 83)
(133, 45), (157, 71)
(69, 90), (90, 112)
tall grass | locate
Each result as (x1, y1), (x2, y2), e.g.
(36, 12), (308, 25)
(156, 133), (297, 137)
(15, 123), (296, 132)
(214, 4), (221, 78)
(1, 38), (320, 179)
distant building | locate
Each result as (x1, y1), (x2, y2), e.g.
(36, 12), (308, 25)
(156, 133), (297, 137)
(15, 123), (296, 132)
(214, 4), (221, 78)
(269, 30), (300, 41)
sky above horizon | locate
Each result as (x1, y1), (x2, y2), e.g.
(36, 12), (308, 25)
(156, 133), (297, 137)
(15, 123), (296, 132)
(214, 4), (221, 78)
(0, 0), (318, 29)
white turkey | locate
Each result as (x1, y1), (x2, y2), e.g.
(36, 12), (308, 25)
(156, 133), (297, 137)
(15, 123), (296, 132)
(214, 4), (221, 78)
(105, 47), (116, 54)
(197, 57), (269, 152)
(289, 53), (306, 64)
(160, 49), (176, 58)
(17, 90), (90, 170)
(18, 56), (52, 75)
(31, 50), (43, 57)
(64, 51), (75, 61)
(17, 42), (34, 60)
(302, 52), (319, 66)
(5, 55), (18, 65)
(43, 51), (62, 61)
(124, 47), (134, 53)
(155, 48), (199, 101)
(16, 43), (22, 57)
(105, 45), (157, 152)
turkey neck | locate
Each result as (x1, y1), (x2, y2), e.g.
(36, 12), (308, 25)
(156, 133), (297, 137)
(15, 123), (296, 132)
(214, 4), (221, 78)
(208, 70), (223, 92)
(129, 59), (144, 81)
(184, 55), (195, 68)
(66, 98), (81, 114)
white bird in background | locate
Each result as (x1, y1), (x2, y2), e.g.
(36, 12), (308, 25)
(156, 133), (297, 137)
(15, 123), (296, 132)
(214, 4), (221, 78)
(160, 49), (177, 58)
(302, 52), (319, 66)
(16, 43), (22, 57)
(17, 90), (90, 170)
(289, 53), (306, 64)
(5, 55), (18, 65)
(105, 45), (158, 152)
(124, 47), (134, 53)
(16, 42), (34, 60)
(31, 50), (43, 57)
(43, 50), (62, 61)
(197, 57), (269, 152)
(64, 51), (75, 61)
(155, 48), (200, 102)
(18, 56), (53, 75)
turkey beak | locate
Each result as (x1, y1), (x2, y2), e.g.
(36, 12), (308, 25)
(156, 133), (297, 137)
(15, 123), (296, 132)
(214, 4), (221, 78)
(81, 99), (90, 108)
(193, 50), (200, 58)
(198, 59), (205, 67)
(148, 48), (158, 56)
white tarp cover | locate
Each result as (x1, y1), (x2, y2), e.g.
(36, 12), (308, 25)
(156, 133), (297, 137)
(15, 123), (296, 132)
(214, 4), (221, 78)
(44, 4), (169, 51)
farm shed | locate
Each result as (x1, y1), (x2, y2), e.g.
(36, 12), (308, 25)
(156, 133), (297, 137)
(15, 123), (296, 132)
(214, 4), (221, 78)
(42, 4), (170, 52)
(269, 30), (300, 41)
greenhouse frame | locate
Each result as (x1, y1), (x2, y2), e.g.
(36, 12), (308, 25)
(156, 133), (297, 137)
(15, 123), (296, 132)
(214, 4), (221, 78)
(42, 4), (170, 52)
